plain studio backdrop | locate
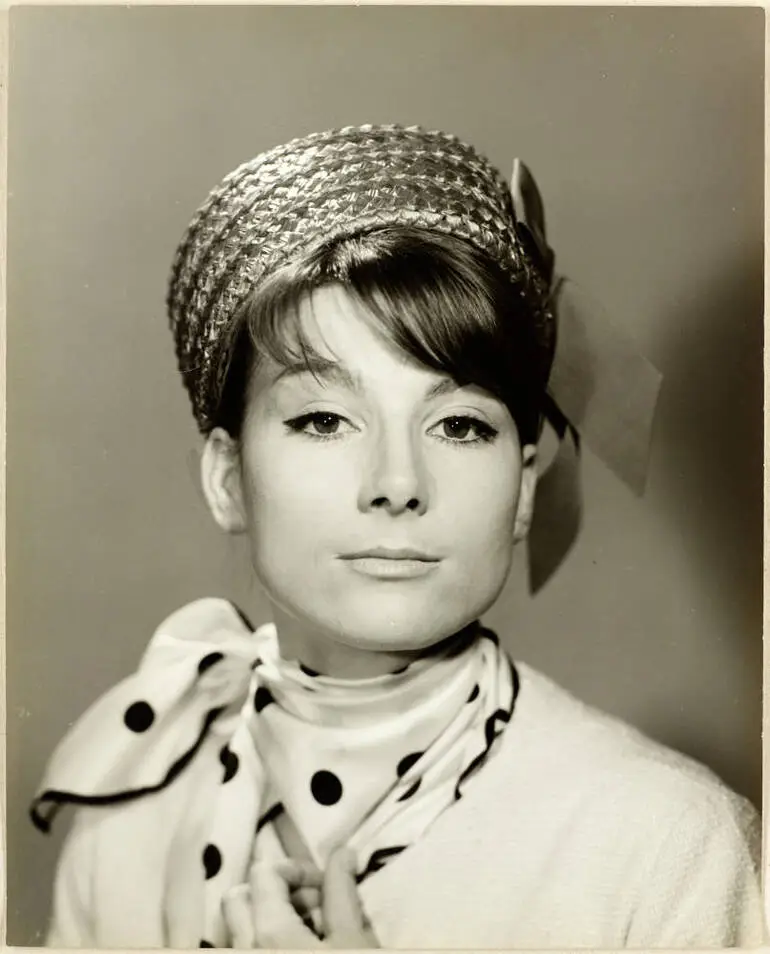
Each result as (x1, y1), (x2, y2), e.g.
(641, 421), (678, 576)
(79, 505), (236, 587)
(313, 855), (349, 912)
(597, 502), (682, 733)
(6, 5), (764, 945)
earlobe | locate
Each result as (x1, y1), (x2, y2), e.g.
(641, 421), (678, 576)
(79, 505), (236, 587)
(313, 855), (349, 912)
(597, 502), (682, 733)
(200, 428), (248, 534)
(513, 444), (538, 543)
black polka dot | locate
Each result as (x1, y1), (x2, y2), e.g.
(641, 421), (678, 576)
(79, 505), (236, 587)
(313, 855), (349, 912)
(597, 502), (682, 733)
(198, 652), (224, 675)
(250, 657), (262, 670)
(219, 745), (239, 784)
(299, 663), (320, 677)
(310, 770), (343, 806)
(199, 941), (214, 948)
(396, 751), (423, 777)
(123, 701), (154, 732)
(203, 844), (222, 879)
(254, 686), (275, 713)
(467, 684), (480, 703)
(397, 778), (422, 801)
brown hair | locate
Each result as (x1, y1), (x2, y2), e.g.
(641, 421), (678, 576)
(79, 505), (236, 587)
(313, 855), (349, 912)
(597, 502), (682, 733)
(215, 226), (550, 445)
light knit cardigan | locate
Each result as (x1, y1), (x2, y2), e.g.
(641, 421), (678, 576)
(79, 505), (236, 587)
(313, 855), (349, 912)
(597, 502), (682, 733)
(48, 660), (764, 949)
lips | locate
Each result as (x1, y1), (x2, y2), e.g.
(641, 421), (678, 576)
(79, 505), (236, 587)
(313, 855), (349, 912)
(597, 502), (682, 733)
(339, 547), (442, 580)
(340, 547), (440, 562)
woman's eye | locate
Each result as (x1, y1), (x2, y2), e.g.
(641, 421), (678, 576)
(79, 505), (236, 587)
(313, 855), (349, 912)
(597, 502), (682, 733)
(284, 411), (352, 438)
(432, 416), (497, 444)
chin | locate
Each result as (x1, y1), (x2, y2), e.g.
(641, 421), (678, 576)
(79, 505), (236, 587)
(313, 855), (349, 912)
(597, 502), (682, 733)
(325, 593), (500, 654)
(260, 562), (511, 655)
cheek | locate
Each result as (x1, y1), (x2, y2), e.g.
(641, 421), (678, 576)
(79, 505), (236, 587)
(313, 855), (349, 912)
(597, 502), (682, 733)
(439, 449), (521, 535)
(455, 473), (520, 594)
(442, 456), (522, 599)
(238, 439), (348, 554)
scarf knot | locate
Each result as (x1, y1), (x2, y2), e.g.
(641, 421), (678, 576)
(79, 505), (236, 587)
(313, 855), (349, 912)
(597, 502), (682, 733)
(31, 599), (261, 831)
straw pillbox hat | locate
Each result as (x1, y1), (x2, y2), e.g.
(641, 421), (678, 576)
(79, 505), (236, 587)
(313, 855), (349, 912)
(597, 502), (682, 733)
(167, 124), (556, 435)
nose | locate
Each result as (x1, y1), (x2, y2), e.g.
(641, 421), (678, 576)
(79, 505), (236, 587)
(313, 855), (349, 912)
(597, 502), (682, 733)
(358, 426), (429, 516)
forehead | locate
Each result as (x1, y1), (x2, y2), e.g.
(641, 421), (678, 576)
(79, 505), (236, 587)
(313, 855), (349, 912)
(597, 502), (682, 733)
(253, 283), (442, 389)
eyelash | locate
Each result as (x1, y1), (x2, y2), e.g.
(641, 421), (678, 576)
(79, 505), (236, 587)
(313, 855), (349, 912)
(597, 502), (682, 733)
(283, 412), (498, 446)
(433, 416), (498, 446)
(284, 412), (352, 442)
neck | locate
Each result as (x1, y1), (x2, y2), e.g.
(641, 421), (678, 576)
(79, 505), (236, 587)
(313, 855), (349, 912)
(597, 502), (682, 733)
(268, 605), (480, 679)
(269, 605), (418, 678)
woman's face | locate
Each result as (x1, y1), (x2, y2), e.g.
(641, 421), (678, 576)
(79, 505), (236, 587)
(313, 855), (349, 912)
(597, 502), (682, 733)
(203, 284), (536, 671)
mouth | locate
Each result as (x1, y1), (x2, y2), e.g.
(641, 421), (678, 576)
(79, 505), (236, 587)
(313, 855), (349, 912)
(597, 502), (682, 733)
(339, 548), (441, 580)
(340, 547), (440, 562)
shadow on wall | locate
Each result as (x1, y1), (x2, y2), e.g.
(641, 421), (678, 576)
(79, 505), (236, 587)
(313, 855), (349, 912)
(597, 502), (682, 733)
(646, 247), (763, 808)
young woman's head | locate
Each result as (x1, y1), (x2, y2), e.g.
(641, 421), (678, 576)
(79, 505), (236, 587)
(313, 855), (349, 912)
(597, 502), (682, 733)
(200, 228), (544, 672)
(168, 126), (557, 673)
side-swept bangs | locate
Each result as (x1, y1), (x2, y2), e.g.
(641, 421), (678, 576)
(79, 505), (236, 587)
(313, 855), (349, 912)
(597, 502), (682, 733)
(216, 227), (548, 444)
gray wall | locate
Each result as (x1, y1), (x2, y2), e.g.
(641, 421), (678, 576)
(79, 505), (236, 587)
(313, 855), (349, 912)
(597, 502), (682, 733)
(7, 6), (764, 945)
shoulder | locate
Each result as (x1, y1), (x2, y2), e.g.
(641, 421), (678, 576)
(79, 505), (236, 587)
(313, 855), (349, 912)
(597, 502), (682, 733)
(510, 661), (750, 806)
(494, 662), (764, 944)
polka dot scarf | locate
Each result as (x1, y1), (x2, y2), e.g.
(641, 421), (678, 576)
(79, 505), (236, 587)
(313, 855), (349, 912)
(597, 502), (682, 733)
(32, 599), (518, 947)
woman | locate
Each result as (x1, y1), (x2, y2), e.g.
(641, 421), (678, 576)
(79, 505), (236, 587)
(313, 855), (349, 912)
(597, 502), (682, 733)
(32, 125), (763, 948)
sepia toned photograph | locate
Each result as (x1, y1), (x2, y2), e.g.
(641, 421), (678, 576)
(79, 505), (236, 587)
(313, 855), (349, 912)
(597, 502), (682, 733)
(5, 4), (765, 948)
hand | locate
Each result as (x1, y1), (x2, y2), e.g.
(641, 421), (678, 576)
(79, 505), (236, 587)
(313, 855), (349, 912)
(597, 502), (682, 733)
(223, 847), (378, 948)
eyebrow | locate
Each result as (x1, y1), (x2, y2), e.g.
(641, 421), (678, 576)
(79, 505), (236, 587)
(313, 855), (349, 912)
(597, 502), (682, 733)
(272, 358), (462, 400)
(272, 358), (361, 392)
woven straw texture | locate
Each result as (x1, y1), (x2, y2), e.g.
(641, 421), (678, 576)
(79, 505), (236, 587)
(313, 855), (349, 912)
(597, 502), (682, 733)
(167, 124), (554, 433)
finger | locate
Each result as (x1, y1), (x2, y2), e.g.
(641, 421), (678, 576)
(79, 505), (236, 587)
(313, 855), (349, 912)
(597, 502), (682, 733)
(290, 886), (322, 915)
(222, 884), (255, 949)
(250, 860), (323, 949)
(322, 847), (376, 946)
(274, 858), (323, 889)
(322, 848), (362, 925)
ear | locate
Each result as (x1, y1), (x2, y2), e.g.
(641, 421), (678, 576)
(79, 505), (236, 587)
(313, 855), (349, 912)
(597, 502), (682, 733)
(200, 428), (248, 534)
(513, 444), (538, 543)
